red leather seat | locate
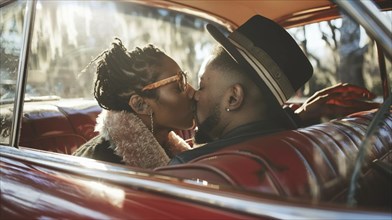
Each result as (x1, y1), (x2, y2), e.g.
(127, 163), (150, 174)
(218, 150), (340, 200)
(156, 110), (392, 206)
(19, 101), (101, 154)
(58, 104), (101, 141)
(17, 100), (195, 154)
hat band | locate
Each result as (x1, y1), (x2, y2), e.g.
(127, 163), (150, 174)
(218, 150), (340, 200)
(228, 32), (294, 105)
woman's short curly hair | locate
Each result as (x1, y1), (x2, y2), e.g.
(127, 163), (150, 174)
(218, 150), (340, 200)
(91, 38), (165, 112)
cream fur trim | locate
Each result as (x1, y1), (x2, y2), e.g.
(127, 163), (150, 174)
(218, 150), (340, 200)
(96, 110), (170, 169)
(167, 131), (191, 156)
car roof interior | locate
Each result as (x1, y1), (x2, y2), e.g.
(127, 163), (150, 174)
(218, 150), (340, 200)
(146, 0), (391, 29)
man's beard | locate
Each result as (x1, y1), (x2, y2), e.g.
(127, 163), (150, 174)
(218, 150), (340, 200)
(194, 104), (221, 144)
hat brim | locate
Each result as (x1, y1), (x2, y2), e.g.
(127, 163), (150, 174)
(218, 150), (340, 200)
(206, 23), (298, 128)
(206, 24), (276, 97)
(206, 24), (247, 71)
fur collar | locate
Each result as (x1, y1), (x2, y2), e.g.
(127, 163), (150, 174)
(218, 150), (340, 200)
(95, 110), (190, 169)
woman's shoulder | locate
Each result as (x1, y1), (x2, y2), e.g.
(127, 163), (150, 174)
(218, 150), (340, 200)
(73, 135), (104, 156)
(73, 135), (124, 164)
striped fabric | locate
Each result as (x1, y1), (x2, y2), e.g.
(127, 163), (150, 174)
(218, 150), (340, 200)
(228, 32), (294, 105)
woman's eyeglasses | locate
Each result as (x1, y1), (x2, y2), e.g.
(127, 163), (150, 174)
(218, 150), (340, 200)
(142, 71), (188, 92)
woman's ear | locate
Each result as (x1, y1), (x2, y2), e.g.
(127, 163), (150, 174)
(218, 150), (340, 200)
(128, 94), (150, 115)
(225, 84), (244, 111)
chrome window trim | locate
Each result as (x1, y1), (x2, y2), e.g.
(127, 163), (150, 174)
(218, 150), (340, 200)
(10, 0), (37, 148)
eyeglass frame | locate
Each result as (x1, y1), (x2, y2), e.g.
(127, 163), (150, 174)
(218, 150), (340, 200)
(141, 71), (188, 92)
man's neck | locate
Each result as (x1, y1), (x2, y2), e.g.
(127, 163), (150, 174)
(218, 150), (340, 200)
(219, 109), (270, 139)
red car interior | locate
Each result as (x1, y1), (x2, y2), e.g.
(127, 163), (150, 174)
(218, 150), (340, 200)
(19, 101), (101, 154)
(17, 102), (391, 206)
(157, 110), (392, 206)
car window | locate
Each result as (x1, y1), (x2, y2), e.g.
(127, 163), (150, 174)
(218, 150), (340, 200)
(0, 0), (221, 145)
(287, 11), (392, 101)
(22, 0), (218, 100)
(0, 1), (26, 145)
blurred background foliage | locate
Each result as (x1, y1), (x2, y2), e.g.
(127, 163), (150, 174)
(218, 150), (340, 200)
(1, 1), (391, 102)
(288, 11), (392, 99)
(1, 1), (217, 100)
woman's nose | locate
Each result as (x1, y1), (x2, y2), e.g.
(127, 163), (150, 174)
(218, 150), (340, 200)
(186, 84), (196, 99)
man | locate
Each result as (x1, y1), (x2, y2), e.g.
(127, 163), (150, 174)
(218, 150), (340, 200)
(168, 15), (312, 164)
(169, 15), (377, 165)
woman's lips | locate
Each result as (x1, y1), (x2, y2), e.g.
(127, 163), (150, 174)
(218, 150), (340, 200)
(192, 106), (202, 128)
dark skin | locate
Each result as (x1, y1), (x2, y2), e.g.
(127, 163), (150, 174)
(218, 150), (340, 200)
(194, 61), (268, 140)
(126, 53), (378, 146)
(194, 60), (380, 141)
(128, 55), (195, 147)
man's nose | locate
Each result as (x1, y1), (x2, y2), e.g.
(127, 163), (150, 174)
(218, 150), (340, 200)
(193, 89), (199, 101)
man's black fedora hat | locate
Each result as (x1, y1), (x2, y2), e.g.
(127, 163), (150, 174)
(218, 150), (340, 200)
(206, 15), (313, 106)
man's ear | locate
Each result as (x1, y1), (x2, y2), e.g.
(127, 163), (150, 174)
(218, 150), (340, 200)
(128, 94), (150, 115)
(225, 84), (244, 111)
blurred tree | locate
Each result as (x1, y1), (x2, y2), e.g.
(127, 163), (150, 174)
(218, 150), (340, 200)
(337, 13), (367, 88)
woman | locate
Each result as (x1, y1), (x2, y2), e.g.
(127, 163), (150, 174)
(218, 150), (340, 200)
(73, 38), (195, 169)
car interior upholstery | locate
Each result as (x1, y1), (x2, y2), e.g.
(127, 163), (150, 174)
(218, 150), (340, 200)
(18, 101), (101, 154)
(156, 109), (392, 206)
(7, 102), (391, 206)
